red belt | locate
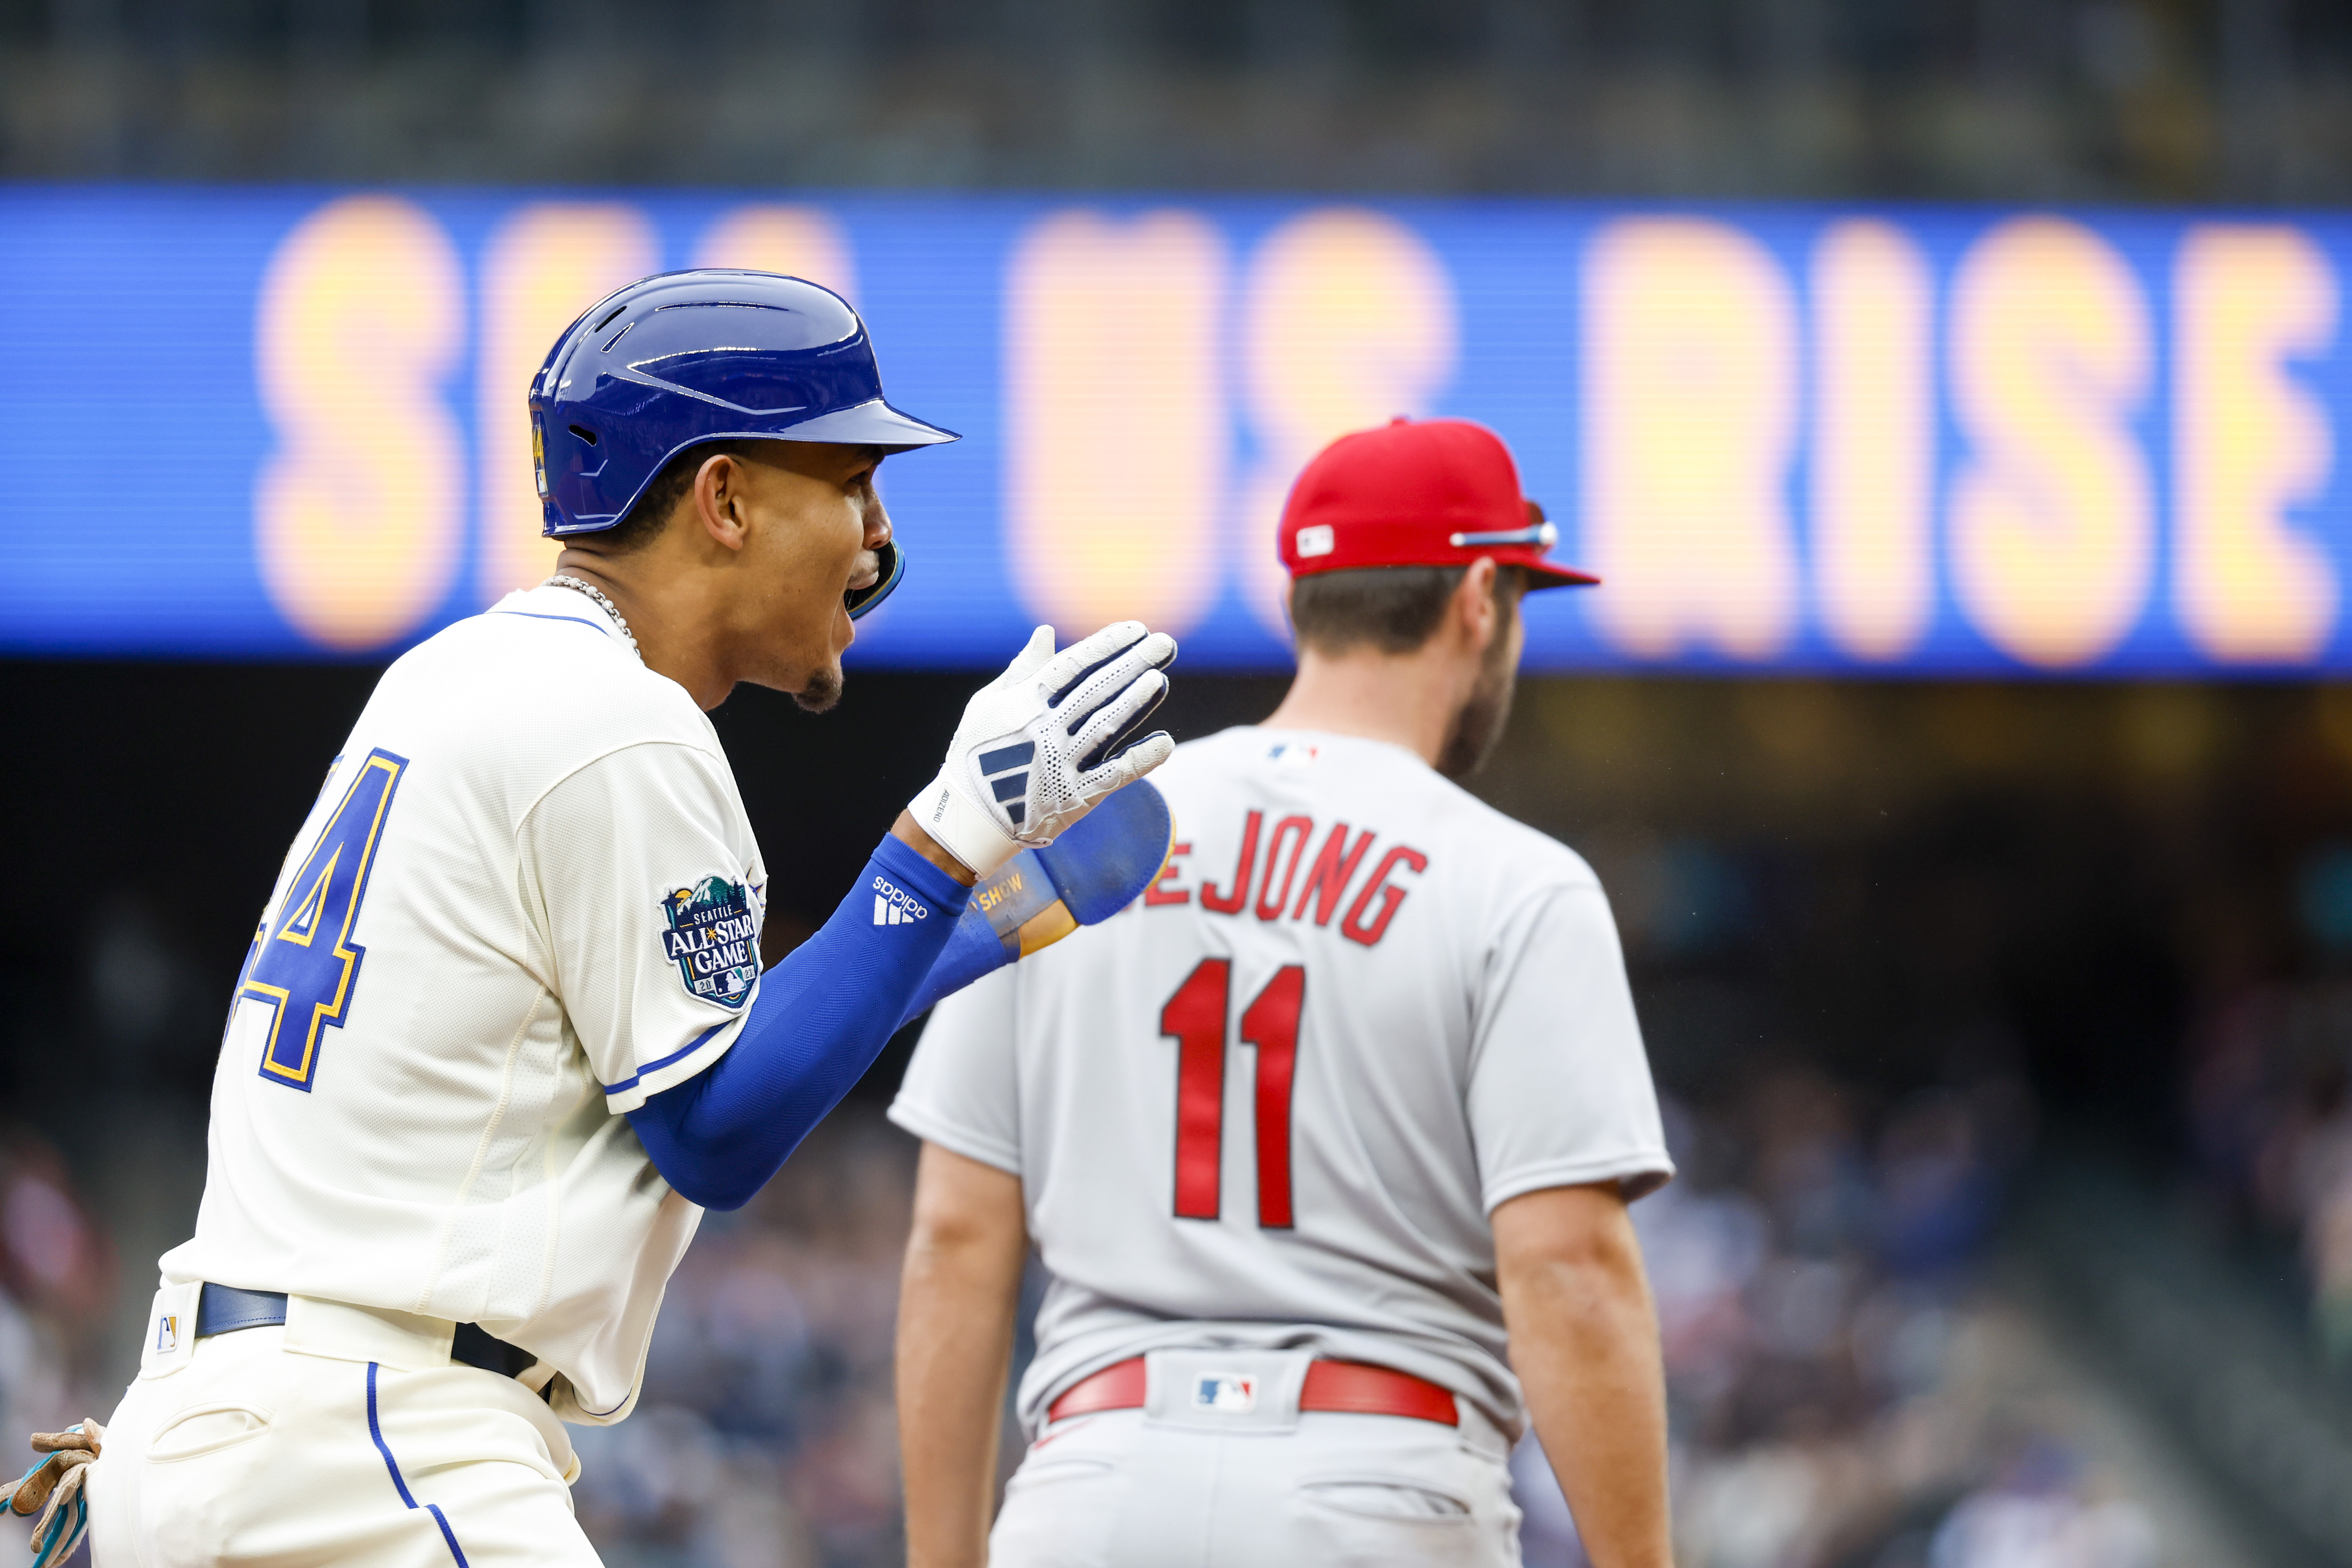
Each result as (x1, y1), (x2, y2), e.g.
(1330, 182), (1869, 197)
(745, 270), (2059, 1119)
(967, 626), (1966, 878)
(1046, 1356), (1458, 1426)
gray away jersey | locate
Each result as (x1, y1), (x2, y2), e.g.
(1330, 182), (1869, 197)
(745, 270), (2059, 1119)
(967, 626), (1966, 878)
(891, 726), (1673, 1438)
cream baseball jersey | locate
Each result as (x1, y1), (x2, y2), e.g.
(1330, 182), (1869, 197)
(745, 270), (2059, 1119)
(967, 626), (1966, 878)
(891, 727), (1674, 1437)
(160, 583), (766, 1425)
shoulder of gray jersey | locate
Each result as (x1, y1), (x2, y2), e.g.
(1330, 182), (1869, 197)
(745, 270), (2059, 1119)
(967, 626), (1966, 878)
(1429, 777), (1605, 900)
(1169, 725), (1606, 904)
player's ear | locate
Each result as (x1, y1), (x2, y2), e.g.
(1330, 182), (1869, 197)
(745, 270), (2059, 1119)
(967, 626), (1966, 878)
(1455, 557), (1500, 653)
(691, 452), (751, 554)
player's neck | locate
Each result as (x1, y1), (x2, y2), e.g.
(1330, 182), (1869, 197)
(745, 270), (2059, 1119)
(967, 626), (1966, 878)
(1262, 645), (1471, 769)
(547, 552), (737, 710)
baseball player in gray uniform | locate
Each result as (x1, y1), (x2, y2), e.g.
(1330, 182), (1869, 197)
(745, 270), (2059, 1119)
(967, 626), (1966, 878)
(890, 416), (1677, 1567)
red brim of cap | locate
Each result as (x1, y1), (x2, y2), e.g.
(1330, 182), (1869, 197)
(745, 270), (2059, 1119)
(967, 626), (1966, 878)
(1520, 559), (1601, 590)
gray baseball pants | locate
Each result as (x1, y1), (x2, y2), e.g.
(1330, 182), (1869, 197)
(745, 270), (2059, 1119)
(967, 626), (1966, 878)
(990, 1349), (1523, 1568)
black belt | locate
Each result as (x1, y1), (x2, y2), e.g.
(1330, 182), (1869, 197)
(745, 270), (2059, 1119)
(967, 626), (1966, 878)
(195, 1283), (539, 1381)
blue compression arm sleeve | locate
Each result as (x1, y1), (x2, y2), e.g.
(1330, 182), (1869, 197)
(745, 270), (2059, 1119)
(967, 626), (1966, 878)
(627, 834), (970, 1210)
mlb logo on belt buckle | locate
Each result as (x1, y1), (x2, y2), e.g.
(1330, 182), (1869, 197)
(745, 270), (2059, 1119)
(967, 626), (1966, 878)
(1193, 1374), (1256, 1414)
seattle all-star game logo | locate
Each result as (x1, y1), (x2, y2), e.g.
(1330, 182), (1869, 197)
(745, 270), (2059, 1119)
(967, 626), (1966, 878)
(659, 875), (760, 1009)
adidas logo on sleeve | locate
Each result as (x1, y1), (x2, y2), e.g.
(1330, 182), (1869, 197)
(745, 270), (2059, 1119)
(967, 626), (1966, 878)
(873, 877), (932, 926)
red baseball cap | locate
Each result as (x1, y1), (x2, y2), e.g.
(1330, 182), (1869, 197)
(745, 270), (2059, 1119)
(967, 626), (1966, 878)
(1277, 417), (1599, 589)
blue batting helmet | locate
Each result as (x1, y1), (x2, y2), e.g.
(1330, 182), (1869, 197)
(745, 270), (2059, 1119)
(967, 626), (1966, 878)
(528, 270), (957, 618)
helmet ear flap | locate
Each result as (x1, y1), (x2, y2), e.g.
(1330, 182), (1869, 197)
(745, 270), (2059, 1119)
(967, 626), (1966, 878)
(846, 541), (906, 621)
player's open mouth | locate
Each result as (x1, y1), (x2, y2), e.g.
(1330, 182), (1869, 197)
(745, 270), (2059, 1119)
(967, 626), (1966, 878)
(844, 542), (905, 621)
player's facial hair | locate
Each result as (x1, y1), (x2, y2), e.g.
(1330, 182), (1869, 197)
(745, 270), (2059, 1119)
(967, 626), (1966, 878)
(1436, 644), (1515, 780)
(1435, 582), (1522, 780)
(795, 541), (878, 713)
(796, 665), (844, 713)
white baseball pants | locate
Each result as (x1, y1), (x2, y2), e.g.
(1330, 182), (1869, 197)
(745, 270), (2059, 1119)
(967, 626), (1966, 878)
(991, 1349), (1524, 1568)
(87, 1294), (596, 1568)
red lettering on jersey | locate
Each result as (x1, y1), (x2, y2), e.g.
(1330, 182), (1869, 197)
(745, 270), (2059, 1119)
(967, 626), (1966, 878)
(1241, 964), (1306, 1228)
(1291, 823), (1376, 926)
(1198, 810), (1262, 915)
(1253, 816), (1315, 922)
(1341, 844), (1428, 947)
(1161, 959), (1230, 1220)
(1144, 841), (1193, 906)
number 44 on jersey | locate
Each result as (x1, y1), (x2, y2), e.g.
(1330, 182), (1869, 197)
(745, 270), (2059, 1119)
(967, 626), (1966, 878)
(237, 750), (409, 1091)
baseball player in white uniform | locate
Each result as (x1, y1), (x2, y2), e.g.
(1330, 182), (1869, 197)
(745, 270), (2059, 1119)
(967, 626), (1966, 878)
(64, 271), (1178, 1568)
(891, 417), (1677, 1568)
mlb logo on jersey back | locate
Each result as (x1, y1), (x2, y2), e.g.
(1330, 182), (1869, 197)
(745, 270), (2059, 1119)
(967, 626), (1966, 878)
(1193, 1374), (1256, 1414)
(1265, 742), (1319, 769)
(659, 877), (761, 1009)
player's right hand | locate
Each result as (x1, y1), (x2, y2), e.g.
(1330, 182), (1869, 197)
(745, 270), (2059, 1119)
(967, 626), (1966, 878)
(909, 621), (1177, 876)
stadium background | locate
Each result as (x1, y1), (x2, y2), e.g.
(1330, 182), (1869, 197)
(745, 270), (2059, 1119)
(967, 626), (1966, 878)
(5, 0), (2352, 1563)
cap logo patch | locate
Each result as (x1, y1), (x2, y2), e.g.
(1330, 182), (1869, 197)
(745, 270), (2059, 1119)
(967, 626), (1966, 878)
(1295, 524), (1336, 559)
(660, 877), (760, 1009)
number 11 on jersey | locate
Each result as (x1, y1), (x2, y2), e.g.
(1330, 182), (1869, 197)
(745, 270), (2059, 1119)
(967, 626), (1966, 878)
(1160, 959), (1306, 1229)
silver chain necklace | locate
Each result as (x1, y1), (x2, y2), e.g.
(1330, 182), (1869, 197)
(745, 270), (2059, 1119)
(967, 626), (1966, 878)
(543, 574), (642, 661)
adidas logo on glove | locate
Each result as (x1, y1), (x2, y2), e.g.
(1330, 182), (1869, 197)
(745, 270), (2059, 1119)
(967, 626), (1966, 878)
(872, 877), (930, 926)
(908, 621), (1176, 880)
(977, 740), (1034, 828)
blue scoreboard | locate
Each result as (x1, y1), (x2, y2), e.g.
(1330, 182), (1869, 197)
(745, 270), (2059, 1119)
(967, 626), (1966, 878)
(2, 188), (2345, 676)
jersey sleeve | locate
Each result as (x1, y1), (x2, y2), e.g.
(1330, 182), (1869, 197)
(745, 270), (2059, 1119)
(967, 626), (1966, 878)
(518, 742), (764, 1114)
(1466, 882), (1675, 1212)
(889, 965), (1023, 1176)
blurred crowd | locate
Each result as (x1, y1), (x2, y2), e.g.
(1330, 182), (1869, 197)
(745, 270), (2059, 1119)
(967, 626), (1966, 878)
(5, 0), (2338, 211)
(1515, 1072), (2156, 1568)
(2187, 973), (2352, 1356)
(2173, 837), (2352, 1359)
(0, 1135), (118, 1492)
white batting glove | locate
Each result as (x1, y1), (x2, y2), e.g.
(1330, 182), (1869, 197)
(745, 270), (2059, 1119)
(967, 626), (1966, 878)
(911, 622), (1178, 876)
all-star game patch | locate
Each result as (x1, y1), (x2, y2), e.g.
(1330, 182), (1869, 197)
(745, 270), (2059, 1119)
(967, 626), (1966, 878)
(660, 876), (760, 1009)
